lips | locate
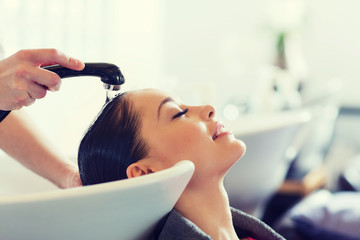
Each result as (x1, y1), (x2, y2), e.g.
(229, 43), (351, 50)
(212, 121), (229, 140)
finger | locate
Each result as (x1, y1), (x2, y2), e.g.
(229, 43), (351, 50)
(39, 62), (58, 67)
(22, 49), (85, 70)
(27, 67), (61, 91)
(13, 92), (35, 109)
(70, 172), (82, 188)
(27, 82), (48, 100)
(23, 93), (36, 107)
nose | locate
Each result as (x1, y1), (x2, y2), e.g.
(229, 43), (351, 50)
(199, 105), (215, 121)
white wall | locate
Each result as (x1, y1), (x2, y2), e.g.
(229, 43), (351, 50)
(160, 0), (360, 108)
(0, 0), (359, 157)
(0, 0), (164, 157)
(161, 0), (273, 109)
(302, 0), (360, 107)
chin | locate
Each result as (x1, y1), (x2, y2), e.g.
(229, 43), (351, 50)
(232, 138), (246, 160)
(221, 139), (246, 173)
(238, 139), (246, 158)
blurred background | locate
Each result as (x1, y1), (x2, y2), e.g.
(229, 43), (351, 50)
(0, 0), (360, 231)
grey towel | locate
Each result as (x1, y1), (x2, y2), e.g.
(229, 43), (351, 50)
(157, 208), (285, 240)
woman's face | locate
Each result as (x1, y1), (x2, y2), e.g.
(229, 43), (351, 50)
(128, 89), (246, 179)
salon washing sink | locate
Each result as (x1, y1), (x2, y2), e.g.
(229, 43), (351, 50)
(224, 109), (312, 218)
(0, 159), (194, 240)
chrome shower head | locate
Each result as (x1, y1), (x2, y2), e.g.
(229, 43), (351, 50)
(103, 84), (122, 103)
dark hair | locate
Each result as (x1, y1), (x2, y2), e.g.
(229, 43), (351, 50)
(78, 93), (149, 185)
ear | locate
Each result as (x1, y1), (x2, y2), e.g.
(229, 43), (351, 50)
(126, 159), (155, 178)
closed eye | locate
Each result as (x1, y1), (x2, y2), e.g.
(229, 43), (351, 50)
(172, 108), (188, 119)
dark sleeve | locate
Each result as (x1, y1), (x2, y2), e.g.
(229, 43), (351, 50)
(231, 207), (286, 240)
(0, 110), (10, 123)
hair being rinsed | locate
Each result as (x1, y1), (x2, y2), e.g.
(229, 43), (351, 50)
(78, 93), (149, 185)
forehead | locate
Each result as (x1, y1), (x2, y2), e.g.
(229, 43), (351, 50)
(127, 89), (176, 117)
(129, 89), (168, 103)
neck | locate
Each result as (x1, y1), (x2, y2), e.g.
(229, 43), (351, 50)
(174, 175), (239, 240)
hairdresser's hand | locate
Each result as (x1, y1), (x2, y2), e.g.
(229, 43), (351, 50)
(0, 49), (84, 110)
(59, 167), (82, 189)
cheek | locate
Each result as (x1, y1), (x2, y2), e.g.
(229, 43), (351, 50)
(152, 124), (209, 163)
(165, 127), (206, 155)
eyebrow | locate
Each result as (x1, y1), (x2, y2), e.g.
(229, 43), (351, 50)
(157, 97), (175, 119)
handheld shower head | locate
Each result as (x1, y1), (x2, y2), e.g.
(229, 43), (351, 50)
(43, 63), (124, 85)
(43, 63), (125, 102)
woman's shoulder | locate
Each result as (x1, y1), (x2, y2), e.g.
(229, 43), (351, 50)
(152, 208), (285, 240)
(154, 209), (211, 240)
(231, 207), (285, 240)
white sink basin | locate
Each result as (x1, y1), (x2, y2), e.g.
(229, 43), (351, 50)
(0, 160), (194, 240)
(224, 109), (311, 217)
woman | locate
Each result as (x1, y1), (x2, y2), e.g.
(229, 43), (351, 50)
(78, 89), (285, 240)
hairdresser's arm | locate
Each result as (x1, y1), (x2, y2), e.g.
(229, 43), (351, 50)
(0, 110), (81, 188)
